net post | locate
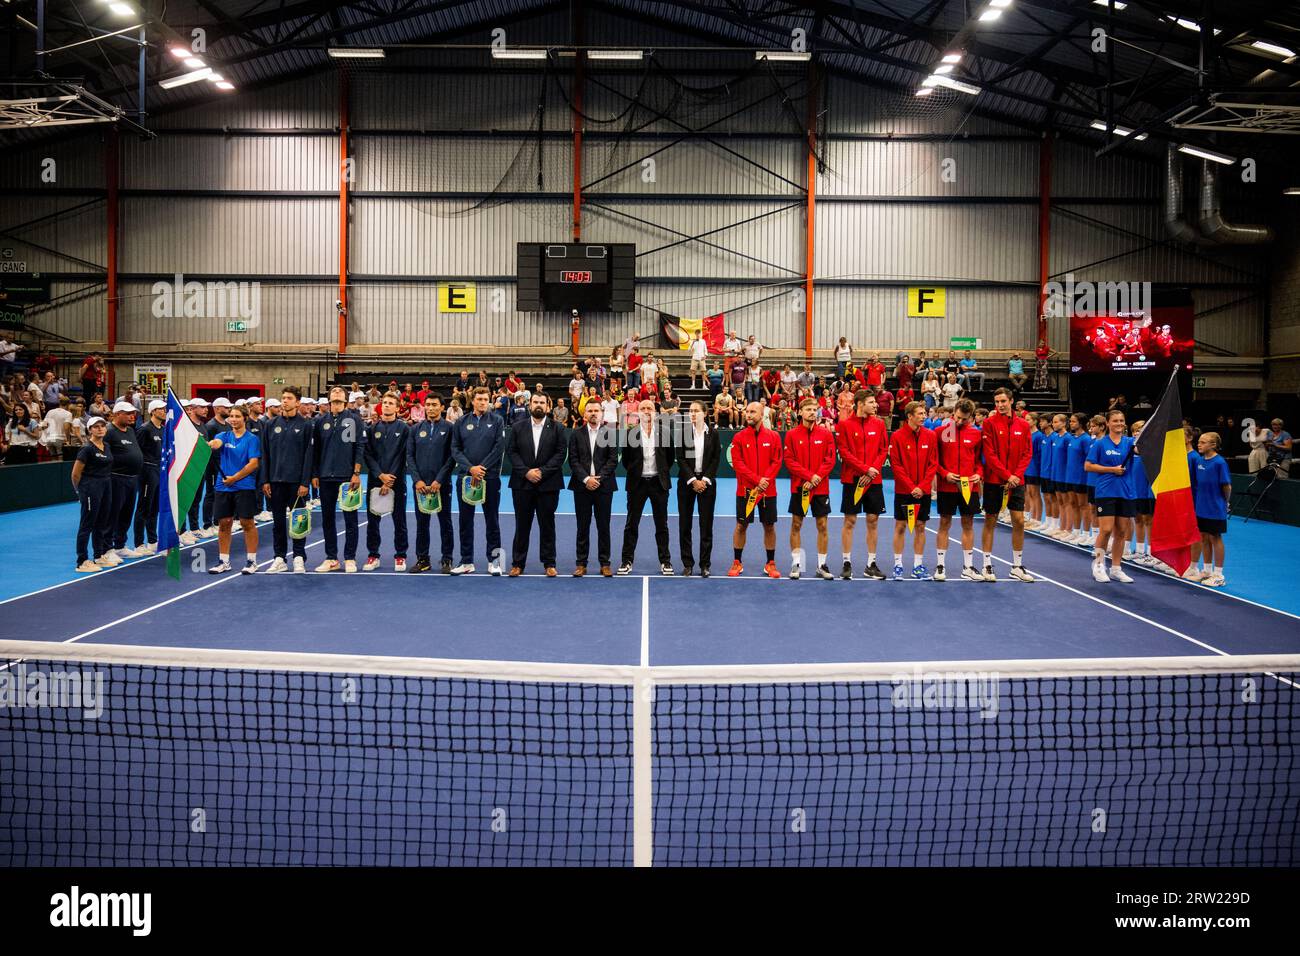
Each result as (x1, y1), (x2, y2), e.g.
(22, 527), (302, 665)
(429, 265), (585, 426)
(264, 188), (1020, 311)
(632, 670), (653, 867)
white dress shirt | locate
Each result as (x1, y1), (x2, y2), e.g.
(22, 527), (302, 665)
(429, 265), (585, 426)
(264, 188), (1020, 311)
(640, 426), (657, 477)
(530, 417), (546, 458)
(691, 425), (711, 486)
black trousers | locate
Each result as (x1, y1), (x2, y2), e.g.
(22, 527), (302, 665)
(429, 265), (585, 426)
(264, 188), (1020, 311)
(133, 467), (160, 546)
(511, 486), (559, 571)
(76, 478), (113, 564)
(318, 478), (360, 561)
(110, 472), (139, 550)
(457, 475), (501, 565)
(269, 482), (308, 559)
(366, 483), (408, 559)
(184, 473), (203, 532)
(200, 466), (217, 527)
(414, 495), (455, 562)
(622, 477), (671, 565)
(573, 486), (613, 568)
(677, 479), (717, 570)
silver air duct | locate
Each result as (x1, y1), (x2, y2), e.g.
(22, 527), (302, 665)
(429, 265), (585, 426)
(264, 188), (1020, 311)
(1197, 159), (1274, 244)
(1164, 144), (1203, 244)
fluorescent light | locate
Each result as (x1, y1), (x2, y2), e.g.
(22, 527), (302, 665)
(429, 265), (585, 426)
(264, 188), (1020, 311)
(1090, 120), (1148, 140)
(922, 74), (981, 95)
(108, 2), (134, 15)
(207, 73), (223, 82)
(941, 53), (962, 64)
(1177, 143), (1234, 165)
(978, 9), (1003, 22)
(168, 46), (190, 59)
(159, 68), (212, 89)
(327, 47), (386, 59)
(1164, 16), (1221, 35)
(1282, 187), (1300, 196)
(990, 0), (1013, 7)
(915, 88), (934, 96)
(755, 50), (812, 61)
(183, 57), (204, 69)
(491, 48), (548, 59)
(933, 64), (955, 74)
(1092, 0), (1127, 9)
(1249, 40), (1296, 59)
(215, 82), (234, 91)
(587, 50), (643, 60)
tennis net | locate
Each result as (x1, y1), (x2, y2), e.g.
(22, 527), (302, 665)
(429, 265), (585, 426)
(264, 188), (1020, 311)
(1, 640), (1296, 866)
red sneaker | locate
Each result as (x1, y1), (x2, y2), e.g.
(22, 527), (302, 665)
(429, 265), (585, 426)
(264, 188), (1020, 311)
(727, 559), (744, 577)
(764, 560), (780, 579)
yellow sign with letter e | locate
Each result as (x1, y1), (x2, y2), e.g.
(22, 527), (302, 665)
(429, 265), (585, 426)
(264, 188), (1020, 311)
(438, 282), (477, 313)
(907, 286), (945, 318)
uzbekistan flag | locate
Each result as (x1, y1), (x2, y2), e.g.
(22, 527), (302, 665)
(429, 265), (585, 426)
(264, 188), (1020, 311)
(157, 388), (211, 580)
(1135, 370), (1200, 575)
(659, 312), (727, 353)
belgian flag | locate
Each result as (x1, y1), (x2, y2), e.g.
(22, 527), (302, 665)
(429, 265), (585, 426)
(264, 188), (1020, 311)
(1135, 371), (1200, 574)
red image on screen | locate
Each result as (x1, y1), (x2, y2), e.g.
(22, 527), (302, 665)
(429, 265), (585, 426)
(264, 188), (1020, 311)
(1069, 304), (1193, 373)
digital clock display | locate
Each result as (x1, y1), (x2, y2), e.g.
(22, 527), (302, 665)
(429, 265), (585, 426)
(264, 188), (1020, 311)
(560, 271), (593, 283)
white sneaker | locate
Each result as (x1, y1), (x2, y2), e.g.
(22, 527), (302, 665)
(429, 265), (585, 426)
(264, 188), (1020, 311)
(292, 556), (306, 573)
(76, 560), (102, 573)
(180, 531), (198, 546)
(1092, 561), (1109, 583)
(208, 560), (232, 575)
(315, 559), (340, 573)
(139, 542), (158, 555)
(960, 566), (982, 582)
(394, 557), (407, 572)
(206, 525), (220, 537)
(1182, 567), (1205, 583)
(933, 564), (946, 582)
(363, 557), (381, 571)
(266, 557), (289, 573)
(981, 565), (997, 582)
(116, 548), (139, 560)
(450, 563), (475, 575)
(1108, 566), (1134, 583)
(344, 559), (358, 573)
(488, 560), (503, 576)
(1203, 573), (1225, 588)
(99, 551), (123, 567)
(255, 510), (272, 522)
(1009, 565), (1035, 583)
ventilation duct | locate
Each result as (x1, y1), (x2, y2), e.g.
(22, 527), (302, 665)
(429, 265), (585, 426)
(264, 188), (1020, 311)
(1163, 144), (1203, 243)
(1197, 159), (1274, 244)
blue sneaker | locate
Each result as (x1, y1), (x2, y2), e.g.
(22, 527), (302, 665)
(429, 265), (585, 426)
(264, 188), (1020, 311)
(892, 564), (905, 581)
(911, 564), (933, 581)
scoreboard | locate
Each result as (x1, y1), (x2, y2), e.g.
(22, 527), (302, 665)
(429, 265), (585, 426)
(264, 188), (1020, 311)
(517, 243), (635, 312)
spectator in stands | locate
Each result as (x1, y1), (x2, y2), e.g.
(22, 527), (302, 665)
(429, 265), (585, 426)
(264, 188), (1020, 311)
(762, 364), (781, 402)
(608, 345), (625, 390)
(836, 382), (855, 422)
(707, 361), (724, 398)
(780, 364), (797, 397)
(713, 390), (736, 428)
(455, 370), (471, 393)
(875, 385), (895, 431)
(743, 334), (764, 371)
(921, 370), (941, 411)
(655, 357), (671, 397)
(942, 351), (961, 381)
(446, 397), (463, 423)
(587, 355), (607, 393)
(941, 372), (963, 410)
(5, 403), (40, 464)
(626, 346), (643, 392)
(796, 361), (816, 393)
(1264, 418), (1293, 476)
(40, 397), (73, 460)
(894, 355), (916, 393)
(914, 351), (929, 377)
(958, 351), (983, 391)
(834, 337), (853, 379)
(39, 372), (65, 407)
(623, 333), (641, 361)
(1034, 340), (1052, 389)
(601, 390), (619, 427)
(895, 381), (914, 410)
(864, 354), (886, 389)
(660, 384), (680, 416)
(65, 400), (87, 452)
(1007, 352), (1027, 391)
(745, 363), (763, 404)
(568, 369), (586, 403)
(688, 332), (708, 389)
(0, 337), (18, 364)
(723, 331), (744, 381)
(553, 397), (570, 427)
(621, 387), (641, 426)
(79, 353), (103, 402)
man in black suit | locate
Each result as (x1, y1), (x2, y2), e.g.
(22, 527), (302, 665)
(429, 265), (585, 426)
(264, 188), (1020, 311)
(568, 399), (618, 577)
(505, 392), (567, 577)
(619, 398), (674, 576)
(675, 399), (721, 577)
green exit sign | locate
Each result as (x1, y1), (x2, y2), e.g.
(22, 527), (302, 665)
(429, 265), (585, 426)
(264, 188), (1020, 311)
(950, 337), (982, 350)
(1192, 376), (1207, 389)
(226, 320), (248, 333)
(272, 377), (285, 385)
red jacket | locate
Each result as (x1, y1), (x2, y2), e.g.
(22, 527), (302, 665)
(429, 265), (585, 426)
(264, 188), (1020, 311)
(889, 424), (937, 496)
(784, 423), (836, 496)
(731, 425), (783, 498)
(981, 410), (1034, 485)
(865, 362), (885, 387)
(837, 415), (888, 486)
(935, 421), (985, 494)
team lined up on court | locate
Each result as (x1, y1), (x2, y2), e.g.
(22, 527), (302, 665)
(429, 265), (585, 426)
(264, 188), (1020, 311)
(69, 383), (1232, 587)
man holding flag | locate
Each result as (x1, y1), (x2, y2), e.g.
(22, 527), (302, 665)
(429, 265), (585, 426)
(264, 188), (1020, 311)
(1133, 370), (1202, 576)
(157, 389), (213, 580)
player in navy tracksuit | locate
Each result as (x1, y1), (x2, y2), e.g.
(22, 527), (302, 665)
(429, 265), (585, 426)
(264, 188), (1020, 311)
(132, 399), (166, 554)
(363, 392), (411, 571)
(71, 416), (115, 572)
(313, 386), (365, 572)
(407, 393), (456, 574)
(104, 402), (144, 560)
(450, 387), (507, 575)
(259, 387), (315, 572)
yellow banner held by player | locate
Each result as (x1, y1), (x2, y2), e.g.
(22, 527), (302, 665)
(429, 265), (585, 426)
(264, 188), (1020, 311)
(745, 487), (760, 517)
(1001, 485), (1010, 513)
(854, 477), (866, 505)
(907, 504), (917, 533)
(801, 488), (811, 514)
(960, 476), (971, 504)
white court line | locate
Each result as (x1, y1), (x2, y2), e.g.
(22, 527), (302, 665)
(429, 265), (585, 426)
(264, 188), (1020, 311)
(640, 576), (650, 667)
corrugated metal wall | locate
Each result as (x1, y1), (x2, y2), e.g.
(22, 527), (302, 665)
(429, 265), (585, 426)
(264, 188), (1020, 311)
(5, 30), (1274, 360)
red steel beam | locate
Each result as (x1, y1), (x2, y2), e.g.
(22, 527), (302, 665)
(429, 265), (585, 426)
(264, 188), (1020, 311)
(338, 73), (350, 375)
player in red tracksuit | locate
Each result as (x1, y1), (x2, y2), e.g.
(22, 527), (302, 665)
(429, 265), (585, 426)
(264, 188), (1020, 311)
(889, 400), (938, 580)
(835, 389), (888, 579)
(934, 398), (984, 582)
(784, 397), (836, 580)
(980, 386), (1036, 582)
(729, 401), (783, 578)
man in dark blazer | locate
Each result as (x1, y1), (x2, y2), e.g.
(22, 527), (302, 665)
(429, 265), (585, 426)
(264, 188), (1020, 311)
(568, 399), (618, 577)
(674, 399), (722, 576)
(506, 392), (567, 576)
(619, 398), (674, 575)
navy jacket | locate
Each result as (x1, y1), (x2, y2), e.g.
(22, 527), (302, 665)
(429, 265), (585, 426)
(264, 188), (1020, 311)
(407, 418), (454, 486)
(364, 417), (410, 480)
(135, 418), (164, 468)
(567, 423), (619, 493)
(314, 409), (365, 480)
(451, 410), (506, 477)
(258, 412), (315, 486)
(505, 416), (567, 492)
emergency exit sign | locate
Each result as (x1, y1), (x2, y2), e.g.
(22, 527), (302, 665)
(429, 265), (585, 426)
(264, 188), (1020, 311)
(227, 320), (248, 333)
(950, 337), (983, 350)
(1192, 376), (1207, 389)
